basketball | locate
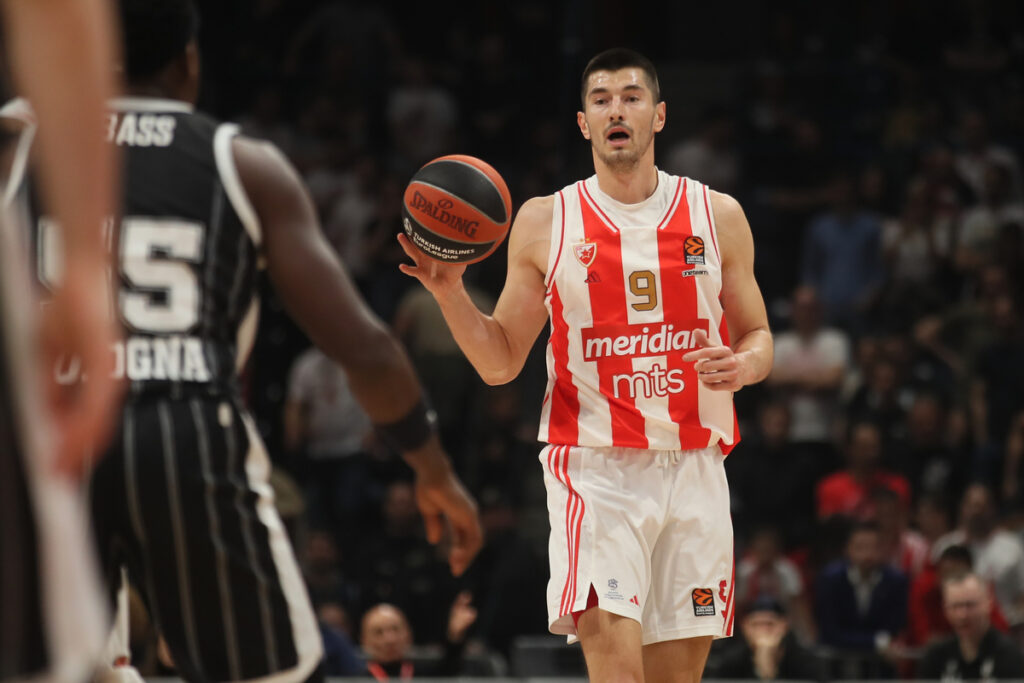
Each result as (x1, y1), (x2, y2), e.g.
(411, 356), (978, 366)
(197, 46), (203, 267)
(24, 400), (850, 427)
(401, 154), (512, 264)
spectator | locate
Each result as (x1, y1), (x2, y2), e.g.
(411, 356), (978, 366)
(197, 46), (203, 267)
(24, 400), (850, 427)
(934, 483), (1024, 625)
(726, 402), (823, 549)
(359, 594), (477, 679)
(283, 346), (376, 542)
(713, 596), (820, 680)
(970, 294), (1024, 479)
(918, 572), (1024, 680)
(882, 178), (953, 289)
(907, 544), (1010, 647)
(392, 282), (495, 460)
(956, 161), (1024, 274)
(815, 521), (909, 653)
(664, 107), (740, 194)
(734, 527), (816, 644)
(872, 487), (929, 578)
(816, 421), (911, 520)
(767, 286), (851, 444)
(897, 393), (965, 502)
(953, 110), (1023, 203)
(801, 170), (884, 331)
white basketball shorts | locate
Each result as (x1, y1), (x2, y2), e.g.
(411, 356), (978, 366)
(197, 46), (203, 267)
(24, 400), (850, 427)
(541, 443), (735, 645)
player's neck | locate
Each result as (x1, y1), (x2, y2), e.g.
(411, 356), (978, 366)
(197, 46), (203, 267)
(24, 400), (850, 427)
(592, 159), (659, 205)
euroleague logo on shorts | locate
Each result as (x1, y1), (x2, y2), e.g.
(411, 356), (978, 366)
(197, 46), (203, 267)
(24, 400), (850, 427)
(684, 236), (705, 265)
(692, 588), (716, 616)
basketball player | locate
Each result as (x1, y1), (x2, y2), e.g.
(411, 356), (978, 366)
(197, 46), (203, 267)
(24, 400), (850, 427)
(399, 48), (773, 682)
(0, 0), (121, 680)
(8, 0), (482, 681)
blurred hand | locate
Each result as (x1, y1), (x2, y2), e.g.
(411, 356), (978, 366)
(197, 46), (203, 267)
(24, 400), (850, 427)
(397, 233), (467, 300)
(39, 259), (122, 476)
(446, 591), (478, 643)
(412, 453), (483, 577)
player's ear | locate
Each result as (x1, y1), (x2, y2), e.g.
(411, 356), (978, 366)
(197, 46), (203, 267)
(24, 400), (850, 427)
(577, 111), (590, 140)
(653, 101), (666, 133)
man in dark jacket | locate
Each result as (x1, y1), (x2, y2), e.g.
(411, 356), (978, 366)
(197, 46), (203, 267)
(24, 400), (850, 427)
(918, 572), (1024, 681)
(815, 521), (909, 652)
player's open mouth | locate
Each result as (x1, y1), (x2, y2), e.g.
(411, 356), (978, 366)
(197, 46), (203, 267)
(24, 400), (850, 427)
(606, 126), (631, 146)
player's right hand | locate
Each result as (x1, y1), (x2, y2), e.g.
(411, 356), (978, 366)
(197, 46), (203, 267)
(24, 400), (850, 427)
(40, 258), (123, 477)
(396, 233), (467, 300)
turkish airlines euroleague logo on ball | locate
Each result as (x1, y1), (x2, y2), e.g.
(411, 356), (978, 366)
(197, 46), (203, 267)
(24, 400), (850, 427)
(684, 236), (705, 265)
(692, 588), (715, 616)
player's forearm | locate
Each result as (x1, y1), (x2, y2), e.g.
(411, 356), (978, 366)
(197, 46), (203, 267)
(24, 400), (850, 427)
(435, 283), (520, 385)
(3, 0), (118, 256)
(733, 328), (774, 387)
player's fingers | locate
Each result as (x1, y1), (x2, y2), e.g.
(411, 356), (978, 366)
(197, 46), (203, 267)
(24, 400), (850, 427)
(696, 357), (738, 375)
(396, 233), (426, 264)
(693, 329), (712, 348)
(422, 512), (444, 545)
(681, 346), (729, 363)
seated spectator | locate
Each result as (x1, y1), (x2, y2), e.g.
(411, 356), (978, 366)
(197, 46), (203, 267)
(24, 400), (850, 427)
(359, 593), (477, 678)
(734, 526), (816, 644)
(713, 596), (820, 681)
(815, 521), (909, 653)
(907, 544), (1010, 647)
(816, 421), (911, 520)
(918, 572), (1024, 680)
(767, 286), (851, 445)
(872, 487), (929, 578)
(933, 483), (1024, 626)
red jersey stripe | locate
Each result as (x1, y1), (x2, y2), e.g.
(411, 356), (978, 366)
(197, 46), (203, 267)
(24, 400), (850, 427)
(656, 179), (713, 448)
(547, 285), (580, 445)
(563, 447), (585, 612)
(578, 186), (648, 448)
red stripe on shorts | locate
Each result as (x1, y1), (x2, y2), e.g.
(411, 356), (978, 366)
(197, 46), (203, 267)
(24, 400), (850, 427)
(563, 447), (584, 614)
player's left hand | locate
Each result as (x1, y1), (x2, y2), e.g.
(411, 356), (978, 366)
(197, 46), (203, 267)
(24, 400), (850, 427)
(413, 464), (483, 577)
(682, 329), (745, 392)
(40, 259), (123, 477)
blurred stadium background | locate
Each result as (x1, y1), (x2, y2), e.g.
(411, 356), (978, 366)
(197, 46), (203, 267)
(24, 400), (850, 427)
(128, 0), (1024, 678)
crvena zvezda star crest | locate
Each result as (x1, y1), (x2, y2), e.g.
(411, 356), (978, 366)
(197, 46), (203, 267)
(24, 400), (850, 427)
(574, 240), (597, 267)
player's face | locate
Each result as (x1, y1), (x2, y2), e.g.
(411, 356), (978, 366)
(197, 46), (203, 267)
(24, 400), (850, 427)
(578, 68), (665, 172)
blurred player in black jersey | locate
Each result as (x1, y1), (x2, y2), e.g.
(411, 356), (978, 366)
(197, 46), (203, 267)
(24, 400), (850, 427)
(0, 0), (122, 680)
(5, 0), (483, 681)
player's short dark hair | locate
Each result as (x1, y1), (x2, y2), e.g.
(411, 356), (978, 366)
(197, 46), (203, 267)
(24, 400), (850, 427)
(119, 0), (199, 82)
(580, 48), (661, 106)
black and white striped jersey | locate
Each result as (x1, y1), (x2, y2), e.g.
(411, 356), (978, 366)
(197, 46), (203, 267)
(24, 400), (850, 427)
(11, 97), (263, 397)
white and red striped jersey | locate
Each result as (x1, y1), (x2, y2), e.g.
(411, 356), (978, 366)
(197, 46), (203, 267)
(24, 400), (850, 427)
(538, 170), (740, 452)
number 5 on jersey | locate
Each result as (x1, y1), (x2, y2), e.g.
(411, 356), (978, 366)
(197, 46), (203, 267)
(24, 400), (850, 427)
(37, 216), (205, 334)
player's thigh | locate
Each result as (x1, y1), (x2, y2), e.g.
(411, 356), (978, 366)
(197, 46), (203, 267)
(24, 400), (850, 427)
(576, 608), (645, 683)
(123, 397), (320, 682)
(642, 636), (713, 683)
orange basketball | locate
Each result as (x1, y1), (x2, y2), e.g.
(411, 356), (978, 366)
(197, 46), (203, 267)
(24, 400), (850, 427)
(401, 154), (512, 264)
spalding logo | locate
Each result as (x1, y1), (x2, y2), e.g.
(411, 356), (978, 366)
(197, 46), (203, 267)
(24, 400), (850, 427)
(409, 190), (479, 238)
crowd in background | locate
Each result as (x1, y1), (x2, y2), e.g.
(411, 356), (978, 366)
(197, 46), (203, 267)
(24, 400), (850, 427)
(144, 0), (1024, 678)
